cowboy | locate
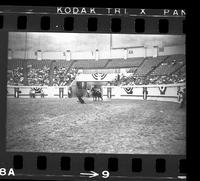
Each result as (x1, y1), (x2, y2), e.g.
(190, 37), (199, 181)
(68, 87), (72, 98)
(40, 89), (45, 98)
(86, 88), (90, 97)
(76, 88), (85, 104)
(29, 89), (35, 98)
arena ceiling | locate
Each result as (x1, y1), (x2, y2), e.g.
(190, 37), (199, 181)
(8, 32), (185, 52)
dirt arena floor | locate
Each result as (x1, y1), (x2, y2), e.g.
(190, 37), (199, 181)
(6, 98), (186, 154)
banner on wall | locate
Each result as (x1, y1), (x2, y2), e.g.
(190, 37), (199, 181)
(123, 87), (133, 94)
(76, 73), (116, 82)
(92, 73), (107, 81)
(158, 86), (167, 95)
(31, 87), (43, 93)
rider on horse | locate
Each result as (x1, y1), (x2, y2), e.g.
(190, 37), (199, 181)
(76, 87), (85, 104)
(91, 86), (103, 101)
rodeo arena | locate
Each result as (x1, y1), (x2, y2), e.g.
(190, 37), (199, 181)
(6, 33), (186, 154)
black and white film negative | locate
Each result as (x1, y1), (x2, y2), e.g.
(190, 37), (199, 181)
(0, 5), (186, 180)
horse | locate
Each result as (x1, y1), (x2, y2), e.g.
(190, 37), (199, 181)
(91, 88), (103, 101)
(76, 88), (85, 104)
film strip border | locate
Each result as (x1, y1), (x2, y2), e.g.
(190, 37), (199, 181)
(1, 153), (186, 180)
(0, 6), (186, 180)
(0, 7), (185, 33)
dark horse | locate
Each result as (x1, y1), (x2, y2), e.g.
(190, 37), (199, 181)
(91, 87), (103, 101)
(76, 88), (85, 104)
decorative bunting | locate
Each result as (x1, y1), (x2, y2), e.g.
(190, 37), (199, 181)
(92, 73), (107, 80)
(124, 87), (133, 94)
(158, 86), (167, 95)
(31, 87), (43, 93)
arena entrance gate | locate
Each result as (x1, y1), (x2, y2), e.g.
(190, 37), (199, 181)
(102, 83), (186, 102)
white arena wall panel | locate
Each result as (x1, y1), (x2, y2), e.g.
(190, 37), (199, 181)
(127, 47), (146, 58)
(7, 84), (185, 103)
(158, 45), (185, 56)
(42, 52), (66, 60)
(102, 83), (185, 102)
(7, 86), (69, 98)
(76, 73), (117, 82)
(71, 51), (95, 60)
(9, 45), (185, 60)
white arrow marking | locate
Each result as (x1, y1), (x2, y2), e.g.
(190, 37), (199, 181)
(80, 171), (99, 178)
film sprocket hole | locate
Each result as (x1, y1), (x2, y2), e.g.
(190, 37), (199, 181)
(0, 6), (186, 181)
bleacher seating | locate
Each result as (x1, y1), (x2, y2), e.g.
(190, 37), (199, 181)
(127, 67), (138, 73)
(134, 56), (168, 76)
(7, 66), (24, 86)
(116, 54), (185, 85)
(106, 58), (144, 68)
(54, 60), (71, 68)
(171, 64), (186, 83)
(151, 54), (185, 76)
(52, 67), (77, 86)
(72, 59), (108, 69)
(8, 59), (72, 70)
(28, 66), (50, 86)
(27, 59), (51, 69)
(7, 59), (24, 70)
(7, 59), (77, 86)
(7, 54), (186, 86)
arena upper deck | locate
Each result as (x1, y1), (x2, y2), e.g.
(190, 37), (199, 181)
(7, 54), (185, 76)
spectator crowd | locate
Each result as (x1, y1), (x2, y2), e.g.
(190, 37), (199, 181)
(7, 67), (24, 86)
(52, 67), (77, 86)
(7, 65), (78, 86)
(113, 66), (186, 86)
(28, 65), (50, 86)
(7, 60), (185, 86)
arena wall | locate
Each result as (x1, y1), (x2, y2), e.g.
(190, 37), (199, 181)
(158, 45), (185, 56)
(76, 73), (117, 82)
(7, 83), (185, 103)
(42, 52), (66, 60)
(7, 86), (69, 98)
(102, 83), (185, 102)
(9, 45), (185, 60)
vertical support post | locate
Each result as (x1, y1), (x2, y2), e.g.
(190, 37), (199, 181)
(59, 87), (64, 98)
(143, 87), (148, 100)
(14, 87), (19, 98)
